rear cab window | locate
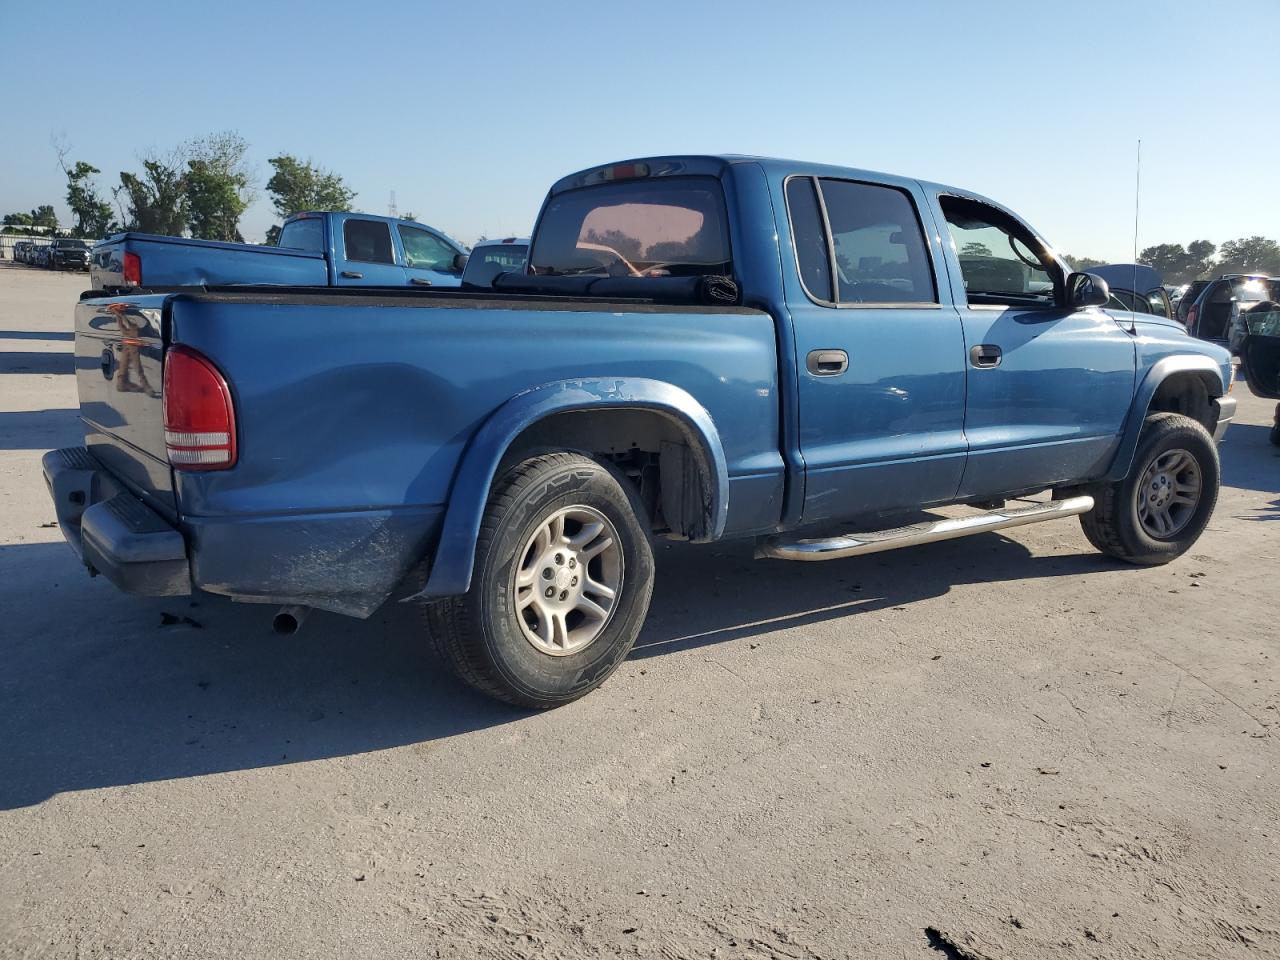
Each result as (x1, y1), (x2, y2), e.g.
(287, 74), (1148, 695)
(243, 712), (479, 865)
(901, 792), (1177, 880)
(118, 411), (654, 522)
(343, 219), (395, 264)
(529, 177), (731, 278)
(278, 218), (324, 252)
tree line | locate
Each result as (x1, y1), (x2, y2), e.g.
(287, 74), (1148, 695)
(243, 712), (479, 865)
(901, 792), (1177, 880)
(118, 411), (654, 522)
(1066, 237), (1280, 284)
(2, 131), (357, 244)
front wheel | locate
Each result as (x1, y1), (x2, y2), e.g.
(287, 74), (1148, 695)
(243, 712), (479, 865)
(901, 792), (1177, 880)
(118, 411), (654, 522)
(1080, 412), (1220, 565)
(423, 452), (654, 708)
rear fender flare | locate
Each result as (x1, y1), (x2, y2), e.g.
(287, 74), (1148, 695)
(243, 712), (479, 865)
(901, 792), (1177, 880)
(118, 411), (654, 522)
(1105, 355), (1224, 481)
(412, 378), (729, 599)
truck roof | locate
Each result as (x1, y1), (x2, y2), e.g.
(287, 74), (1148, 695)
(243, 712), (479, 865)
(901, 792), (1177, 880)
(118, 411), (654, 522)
(548, 154), (1034, 244)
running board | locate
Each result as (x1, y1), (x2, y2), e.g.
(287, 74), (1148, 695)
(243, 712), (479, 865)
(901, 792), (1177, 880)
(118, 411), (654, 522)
(757, 495), (1095, 562)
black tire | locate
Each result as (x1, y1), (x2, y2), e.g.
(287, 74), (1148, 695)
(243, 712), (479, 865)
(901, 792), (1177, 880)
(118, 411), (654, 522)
(1080, 412), (1219, 565)
(423, 452), (654, 708)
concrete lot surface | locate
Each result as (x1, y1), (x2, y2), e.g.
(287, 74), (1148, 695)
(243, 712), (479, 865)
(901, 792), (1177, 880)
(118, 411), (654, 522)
(0, 261), (1277, 959)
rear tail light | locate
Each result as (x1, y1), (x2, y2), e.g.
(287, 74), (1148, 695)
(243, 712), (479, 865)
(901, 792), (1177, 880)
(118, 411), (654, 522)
(123, 251), (142, 286)
(163, 345), (236, 470)
(1186, 304), (1199, 334)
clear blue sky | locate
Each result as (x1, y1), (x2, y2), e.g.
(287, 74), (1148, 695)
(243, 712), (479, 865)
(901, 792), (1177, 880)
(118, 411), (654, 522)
(3, 0), (1277, 258)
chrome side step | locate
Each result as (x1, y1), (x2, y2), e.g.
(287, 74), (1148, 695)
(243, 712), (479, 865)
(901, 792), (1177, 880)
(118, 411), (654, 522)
(757, 495), (1094, 562)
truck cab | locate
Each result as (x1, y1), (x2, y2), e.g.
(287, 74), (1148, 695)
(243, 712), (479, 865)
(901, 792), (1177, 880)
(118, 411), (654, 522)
(277, 212), (469, 287)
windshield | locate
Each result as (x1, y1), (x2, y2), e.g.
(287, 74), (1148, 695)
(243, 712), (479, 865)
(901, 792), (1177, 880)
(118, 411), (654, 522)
(55, 239), (88, 249)
(529, 177), (731, 278)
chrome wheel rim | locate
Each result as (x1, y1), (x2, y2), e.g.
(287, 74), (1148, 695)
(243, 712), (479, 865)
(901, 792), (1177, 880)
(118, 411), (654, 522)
(513, 505), (622, 656)
(1136, 448), (1202, 539)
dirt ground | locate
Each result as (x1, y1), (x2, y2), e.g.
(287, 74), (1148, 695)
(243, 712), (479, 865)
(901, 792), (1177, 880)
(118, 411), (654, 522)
(0, 260), (1276, 959)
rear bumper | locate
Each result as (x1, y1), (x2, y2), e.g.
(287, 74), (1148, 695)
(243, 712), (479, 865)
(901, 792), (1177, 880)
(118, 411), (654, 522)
(42, 447), (191, 596)
(1212, 395), (1236, 441)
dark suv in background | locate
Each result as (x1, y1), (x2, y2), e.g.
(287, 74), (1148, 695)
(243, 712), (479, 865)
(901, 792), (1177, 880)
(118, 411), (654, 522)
(1183, 274), (1280, 351)
(47, 238), (91, 271)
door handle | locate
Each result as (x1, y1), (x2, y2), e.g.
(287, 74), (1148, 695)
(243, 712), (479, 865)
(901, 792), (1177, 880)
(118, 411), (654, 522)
(340, 270), (363, 279)
(806, 349), (849, 376)
(970, 344), (1002, 368)
(410, 277), (433, 286)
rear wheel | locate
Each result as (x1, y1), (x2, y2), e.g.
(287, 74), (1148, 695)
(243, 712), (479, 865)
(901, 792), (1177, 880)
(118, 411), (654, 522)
(423, 452), (654, 708)
(1080, 413), (1219, 564)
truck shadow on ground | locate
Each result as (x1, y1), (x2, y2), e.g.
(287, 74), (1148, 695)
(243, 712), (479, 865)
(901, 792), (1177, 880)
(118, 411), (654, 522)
(0, 408), (82, 451)
(0, 533), (1120, 811)
(1, 421), (1274, 811)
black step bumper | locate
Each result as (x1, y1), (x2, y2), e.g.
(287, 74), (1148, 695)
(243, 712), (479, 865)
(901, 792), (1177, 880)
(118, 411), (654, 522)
(42, 447), (191, 596)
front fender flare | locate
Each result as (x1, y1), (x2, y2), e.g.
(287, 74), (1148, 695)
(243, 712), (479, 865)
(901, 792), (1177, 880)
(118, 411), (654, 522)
(410, 378), (729, 599)
(1105, 355), (1225, 481)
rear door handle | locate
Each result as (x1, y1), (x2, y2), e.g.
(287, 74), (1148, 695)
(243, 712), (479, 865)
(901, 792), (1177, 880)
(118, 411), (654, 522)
(806, 349), (849, 376)
(410, 277), (432, 286)
(970, 344), (1002, 368)
(340, 270), (363, 279)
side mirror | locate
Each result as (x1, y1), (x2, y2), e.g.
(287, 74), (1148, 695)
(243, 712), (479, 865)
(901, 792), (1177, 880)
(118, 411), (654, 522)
(1067, 271), (1110, 308)
(452, 253), (469, 273)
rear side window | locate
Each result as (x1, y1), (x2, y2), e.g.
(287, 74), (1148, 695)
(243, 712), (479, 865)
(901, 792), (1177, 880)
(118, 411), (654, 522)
(820, 180), (936, 303)
(530, 176), (731, 278)
(785, 178), (833, 302)
(278, 218), (323, 252)
(343, 219), (394, 264)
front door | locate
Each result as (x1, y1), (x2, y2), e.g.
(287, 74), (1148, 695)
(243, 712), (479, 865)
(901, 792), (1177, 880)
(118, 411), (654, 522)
(935, 194), (1136, 496)
(786, 175), (968, 526)
(397, 223), (464, 288)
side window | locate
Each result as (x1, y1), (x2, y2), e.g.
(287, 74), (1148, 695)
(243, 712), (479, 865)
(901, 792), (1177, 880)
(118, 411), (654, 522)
(398, 224), (458, 271)
(940, 196), (1058, 306)
(277, 218), (323, 253)
(343, 219), (394, 264)
(785, 177), (833, 302)
(817, 179), (936, 304)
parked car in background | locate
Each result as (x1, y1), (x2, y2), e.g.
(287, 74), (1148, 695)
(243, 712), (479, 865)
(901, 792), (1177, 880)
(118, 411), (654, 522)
(1088, 263), (1175, 320)
(29, 244), (51, 268)
(1176, 279), (1211, 326)
(461, 237), (529, 288)
(1183, 275), (1280, 350)
(47, 238), (91, 271)
(45, 154), (1235, 708)
(90, 213), (469, 291)
(12, 240), (32, 263)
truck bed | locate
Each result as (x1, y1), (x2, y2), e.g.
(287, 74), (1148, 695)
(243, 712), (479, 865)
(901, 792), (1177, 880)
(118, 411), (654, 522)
(70, 287), (785, 615)
(90, 233), (328, 290)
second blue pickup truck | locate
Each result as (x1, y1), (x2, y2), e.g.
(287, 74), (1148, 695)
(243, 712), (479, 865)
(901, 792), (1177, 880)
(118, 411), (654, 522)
(49, 155), (1237, 708)
(89, 211), (470, 291)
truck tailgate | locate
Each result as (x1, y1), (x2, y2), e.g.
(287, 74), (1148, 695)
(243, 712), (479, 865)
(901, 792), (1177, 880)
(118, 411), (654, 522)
(75, 298), (175, 517)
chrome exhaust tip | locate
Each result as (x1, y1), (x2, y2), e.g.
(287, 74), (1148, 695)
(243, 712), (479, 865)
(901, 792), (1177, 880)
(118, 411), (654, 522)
(272, 605), (311, 636)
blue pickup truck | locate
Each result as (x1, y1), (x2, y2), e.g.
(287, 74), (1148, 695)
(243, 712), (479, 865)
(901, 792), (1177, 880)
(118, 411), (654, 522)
(89, 212), (469, 291)
(47, 155), (1236, 708)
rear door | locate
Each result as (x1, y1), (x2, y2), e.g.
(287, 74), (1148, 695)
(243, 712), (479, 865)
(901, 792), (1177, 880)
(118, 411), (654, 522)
(934, 193), (1136, 496)
(75, 298), (174, 517)
(397, 223), (464, 287)
(785, 175), (968, 525)
(334, 216), (407, 285)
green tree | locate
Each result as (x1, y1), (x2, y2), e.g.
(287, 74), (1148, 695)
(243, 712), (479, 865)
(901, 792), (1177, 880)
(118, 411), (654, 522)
(116, 156), (189, 235)
(1215, 236), (1280, 277)
(30, 205), (58, 230)
(263, 154), (356, 243)
(1186, 240), (1216, 278)
(960, 241), (993, 257)
(62, 161), (116, 238)
(183, 131), (255, 242)
(1139, 240), (1217, 284)
(1065, 254), (1106, 270)
(3, 212), (35, 227)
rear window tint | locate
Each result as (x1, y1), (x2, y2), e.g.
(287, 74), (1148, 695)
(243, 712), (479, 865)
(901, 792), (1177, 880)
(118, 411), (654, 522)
(343, 219), (394, 264)
(530, 177), (731, 278)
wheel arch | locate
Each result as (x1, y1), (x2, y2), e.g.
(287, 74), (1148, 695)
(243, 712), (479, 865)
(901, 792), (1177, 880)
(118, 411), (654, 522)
(1105, 356), (1224, 481)
(411, 378), (729, 599)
